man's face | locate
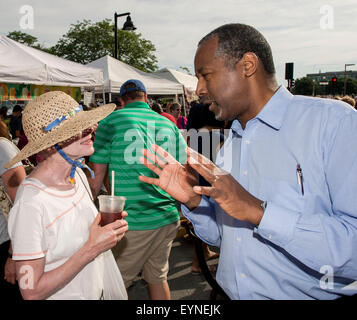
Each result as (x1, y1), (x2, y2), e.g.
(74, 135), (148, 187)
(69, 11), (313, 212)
(194, 37), (248, 121)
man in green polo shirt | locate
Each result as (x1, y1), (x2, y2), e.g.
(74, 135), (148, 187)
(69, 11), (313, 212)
(89, 79), (187, 300)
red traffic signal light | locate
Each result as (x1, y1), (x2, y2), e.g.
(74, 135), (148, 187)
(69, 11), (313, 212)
(332, 77), (337, 82)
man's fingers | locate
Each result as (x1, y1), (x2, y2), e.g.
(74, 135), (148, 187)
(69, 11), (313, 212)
(187, 147), (224, 184)
(138, 175), (160, 187)
(193, 185), (213, 197)
(151, 144), (177, 164)
(139, 156), (162, 176)
(187, 147), (214, 168)
(188, 158), (216, 184)
(141, 149), (167, 169)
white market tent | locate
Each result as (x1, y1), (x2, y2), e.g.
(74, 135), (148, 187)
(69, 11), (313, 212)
(152, 67), (198, 101)
(87, 55), (184, 96)
(0, 35), (103, 87)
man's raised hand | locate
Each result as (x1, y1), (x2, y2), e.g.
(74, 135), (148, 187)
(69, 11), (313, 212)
(139, 144), (201, 208)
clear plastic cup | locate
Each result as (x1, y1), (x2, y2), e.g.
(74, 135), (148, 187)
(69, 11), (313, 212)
(98, 195), (126, 226)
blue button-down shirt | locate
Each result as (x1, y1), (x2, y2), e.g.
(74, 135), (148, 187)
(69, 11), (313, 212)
(182, 86), (357, 299)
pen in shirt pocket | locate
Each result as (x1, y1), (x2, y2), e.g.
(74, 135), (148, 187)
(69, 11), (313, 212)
(296, 164), (304, 196)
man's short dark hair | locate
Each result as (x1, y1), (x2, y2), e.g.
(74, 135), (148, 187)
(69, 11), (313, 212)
(198, 23), (275, 75)
(151, 103), (163, 114)
(13, 105), (23, 113)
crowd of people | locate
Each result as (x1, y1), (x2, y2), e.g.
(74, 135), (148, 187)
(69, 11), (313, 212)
(1, 22), (357, 301)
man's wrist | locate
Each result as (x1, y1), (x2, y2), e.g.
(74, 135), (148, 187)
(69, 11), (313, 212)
(185, 195), (202, 211)
(255, 200), (267, 226)
(248, 200), (266, 226)
(260, 201), (267, 212)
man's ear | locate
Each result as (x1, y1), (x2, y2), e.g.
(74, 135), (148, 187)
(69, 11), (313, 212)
(240, 52), (259, 77)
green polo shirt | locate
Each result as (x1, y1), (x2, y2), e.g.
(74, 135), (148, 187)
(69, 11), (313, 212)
(90, 101), (187, 230)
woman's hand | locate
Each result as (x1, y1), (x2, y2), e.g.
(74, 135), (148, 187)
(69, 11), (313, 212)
(86, 211), (129, 260)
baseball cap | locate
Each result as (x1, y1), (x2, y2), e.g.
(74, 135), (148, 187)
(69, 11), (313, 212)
(120, 79), (146, 97)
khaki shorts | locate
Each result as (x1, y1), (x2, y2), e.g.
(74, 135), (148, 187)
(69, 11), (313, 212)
(111, 220), (180, 288)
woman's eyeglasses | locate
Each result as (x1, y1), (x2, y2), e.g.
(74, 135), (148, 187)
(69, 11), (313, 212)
(59, 124), (98, 146)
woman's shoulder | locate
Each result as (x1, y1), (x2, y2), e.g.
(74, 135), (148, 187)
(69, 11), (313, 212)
(17, 177), (48, 198)
(10, 179), (45, 218)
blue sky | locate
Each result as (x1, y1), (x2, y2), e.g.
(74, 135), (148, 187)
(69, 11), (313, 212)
(1, 0), (356, 86)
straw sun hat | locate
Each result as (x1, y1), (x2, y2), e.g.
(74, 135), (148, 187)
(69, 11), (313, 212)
(5, 91), (115, 169)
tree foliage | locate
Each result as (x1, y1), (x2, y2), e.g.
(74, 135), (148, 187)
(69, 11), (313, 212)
(51, 19), (158, 72)
(6, 31), (58, 54)
(292, 76), (357, 96)
(6, 19), (158, 72)
(7, 30), (38, 46)
(291, 77), (314, 96)
(179, 66), (191, 74)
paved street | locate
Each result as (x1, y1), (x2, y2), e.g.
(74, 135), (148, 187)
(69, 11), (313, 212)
(128, 236), (220, 300)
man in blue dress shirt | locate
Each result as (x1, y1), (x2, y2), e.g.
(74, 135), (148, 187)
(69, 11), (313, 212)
(139, 23), (357, 299)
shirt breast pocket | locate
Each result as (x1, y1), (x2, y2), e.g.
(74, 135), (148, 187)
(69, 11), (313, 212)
(258, 177), (306, 213)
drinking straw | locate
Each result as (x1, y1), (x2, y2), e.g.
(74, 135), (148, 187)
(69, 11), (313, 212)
(111, 170), (115, 196)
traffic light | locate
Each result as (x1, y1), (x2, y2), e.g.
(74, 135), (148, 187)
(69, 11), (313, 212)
(331, 77), (338, 94)
(285, 63), (294, 80)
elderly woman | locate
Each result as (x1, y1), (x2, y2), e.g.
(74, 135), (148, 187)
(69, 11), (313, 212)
(5, 91), (128, 300)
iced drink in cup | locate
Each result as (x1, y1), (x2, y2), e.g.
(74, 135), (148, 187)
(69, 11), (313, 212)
(98, 195), (126, 226)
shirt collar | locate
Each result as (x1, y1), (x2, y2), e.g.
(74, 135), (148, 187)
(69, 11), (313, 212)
(256, 85), (293, 130)
(124, 101), (150, 109)
(230, 86), (293, 136)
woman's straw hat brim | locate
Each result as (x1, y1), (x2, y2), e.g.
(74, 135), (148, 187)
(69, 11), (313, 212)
(5, 103), (115, 169)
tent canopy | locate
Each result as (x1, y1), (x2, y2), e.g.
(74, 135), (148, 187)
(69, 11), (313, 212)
(0, 35), (103, 87)
(153, 68), (198, 101)
(87, 55), (183, 95)
(153, 68), (197, 91)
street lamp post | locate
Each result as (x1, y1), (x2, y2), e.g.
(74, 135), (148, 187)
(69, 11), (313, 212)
(114, 12), (136, 60)
(344, 63), (355, 96)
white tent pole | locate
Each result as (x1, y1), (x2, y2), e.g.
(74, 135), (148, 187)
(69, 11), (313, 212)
(181, 85), (186, 117)
(102, 84), (106, 104)
(100, 69), (106, 105)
